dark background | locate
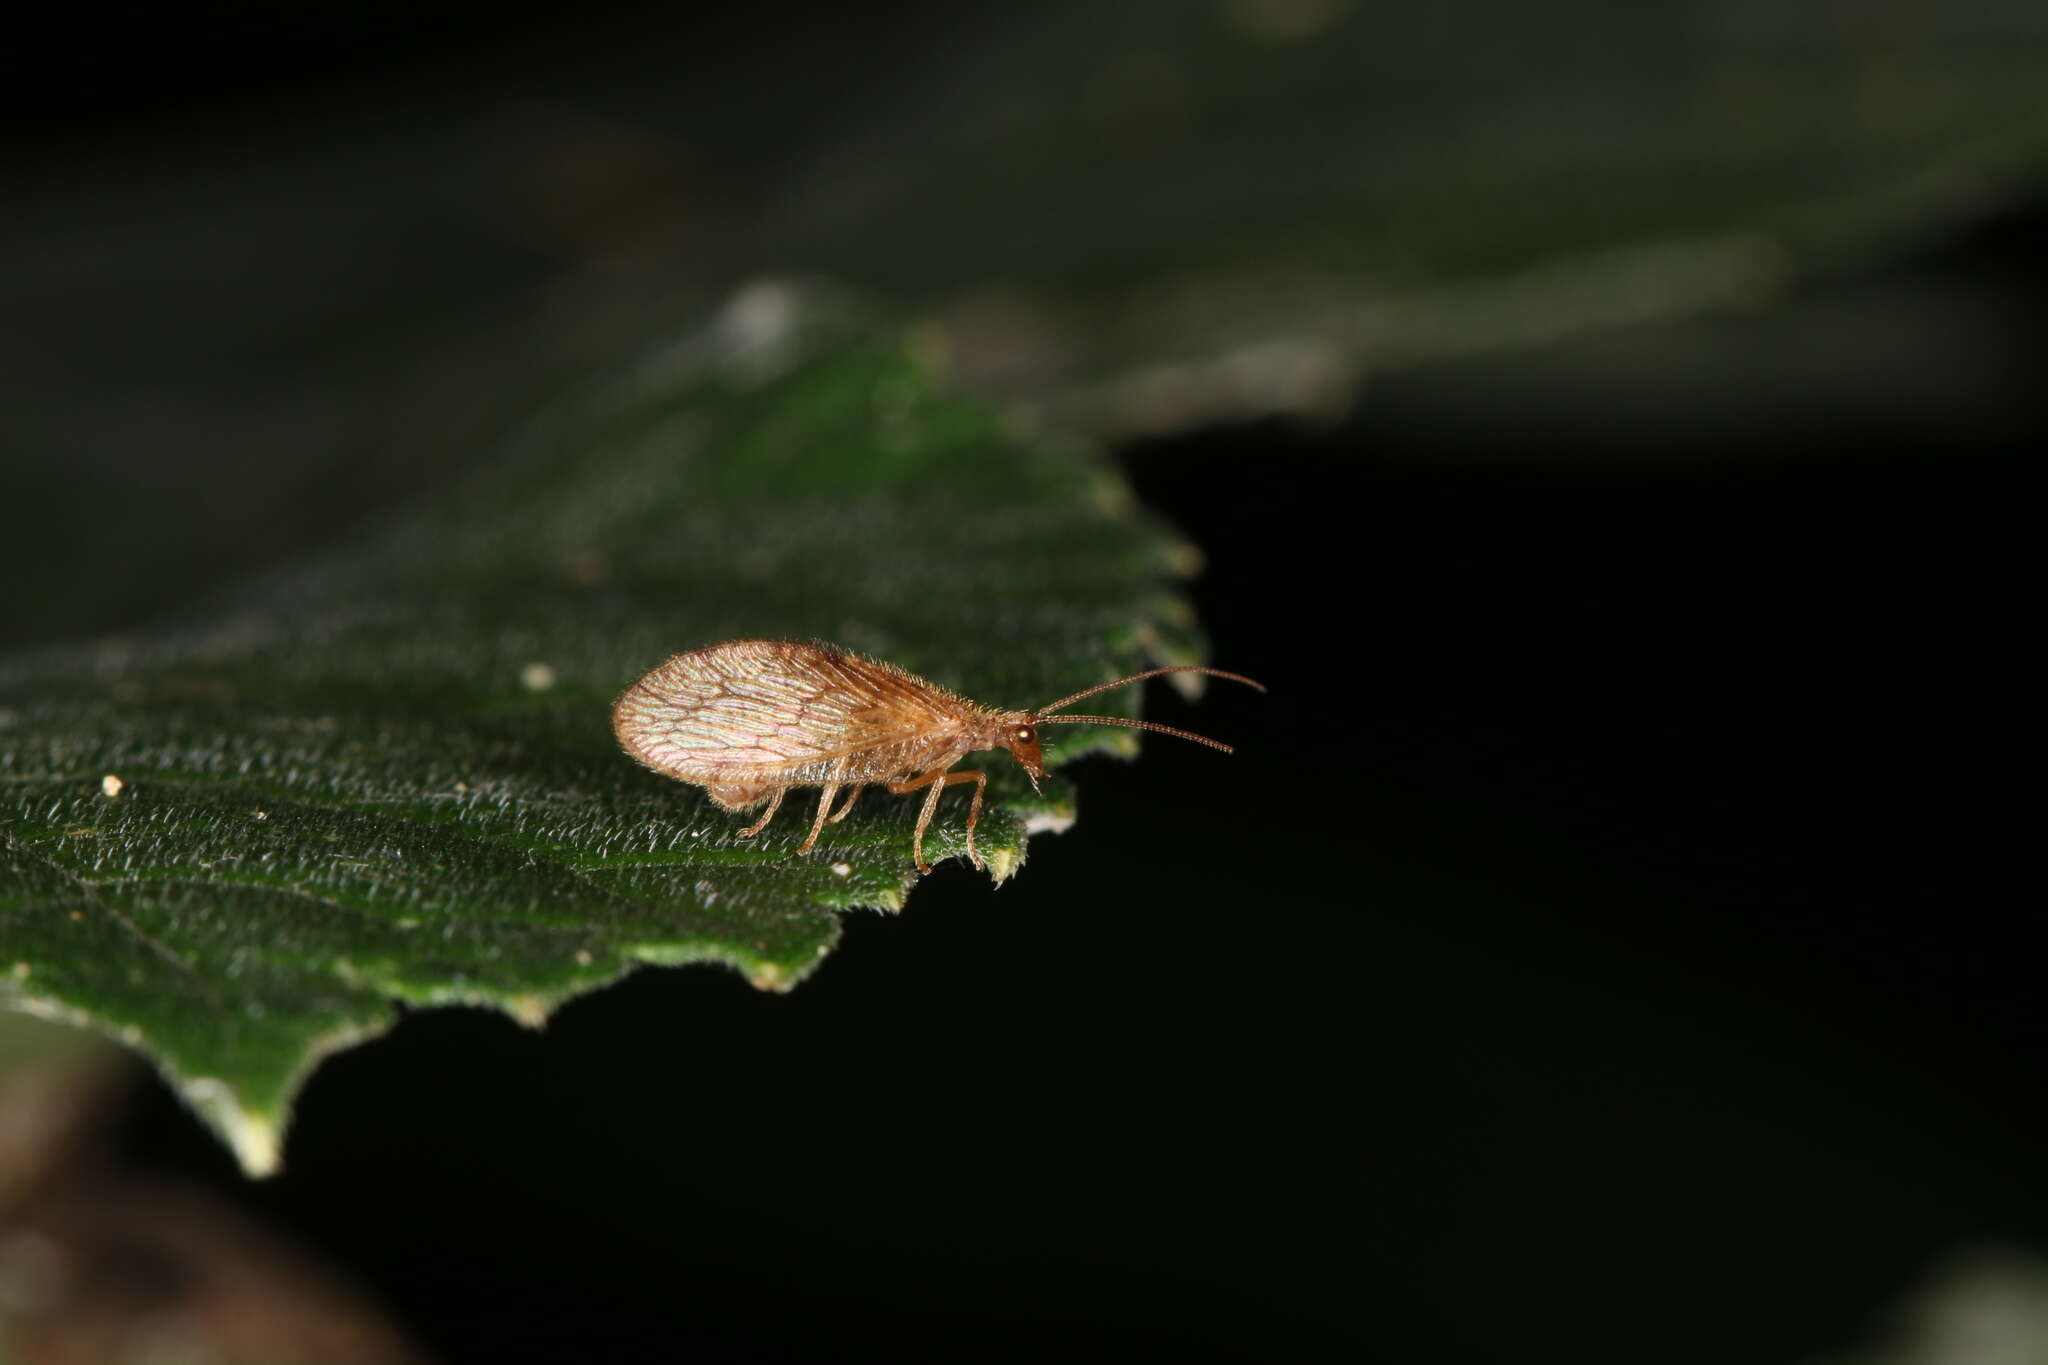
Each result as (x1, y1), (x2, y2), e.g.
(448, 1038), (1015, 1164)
(8, 4), (2042, 1361)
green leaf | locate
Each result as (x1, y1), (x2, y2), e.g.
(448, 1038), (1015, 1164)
(0, 288), (1203, 1175)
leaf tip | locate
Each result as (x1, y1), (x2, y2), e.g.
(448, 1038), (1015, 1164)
(181, 1077), (281, 1178)
(982, 843), (1026, 886)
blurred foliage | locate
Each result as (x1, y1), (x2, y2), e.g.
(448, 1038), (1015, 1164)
(0, 290), (1198, 1172)
(752, 1), (2048, 426)
(1809, 1251), (2048, 1365)
(0, 1017), (430, 1363)
(5, 0), (2045, 647)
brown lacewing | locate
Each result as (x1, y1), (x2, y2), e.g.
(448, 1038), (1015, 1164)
(612, 639), (1264, 874)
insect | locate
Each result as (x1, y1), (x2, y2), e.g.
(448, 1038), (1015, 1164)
(612, 639), (1263, 874)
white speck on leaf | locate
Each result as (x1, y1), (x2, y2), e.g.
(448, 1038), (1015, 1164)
(520, 662), (557, 691)
(100, 774), (124, 798)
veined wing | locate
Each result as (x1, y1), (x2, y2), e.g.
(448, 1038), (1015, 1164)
(613, 640), (962, 780)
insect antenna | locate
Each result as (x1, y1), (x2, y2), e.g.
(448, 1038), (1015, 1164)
(1033, 665), (1265, 718)
(1033, 713), (1238, 753)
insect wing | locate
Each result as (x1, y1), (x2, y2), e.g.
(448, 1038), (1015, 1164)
(614, 641), (948, 781)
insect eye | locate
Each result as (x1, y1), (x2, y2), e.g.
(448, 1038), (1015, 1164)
(1013, 725), (1036, 745)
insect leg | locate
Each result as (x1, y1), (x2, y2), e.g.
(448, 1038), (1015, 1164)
(798, 783), (841, 854)
(827, 786), (864, 823)
(737, 787), (786, 837)
(887, 768), (985, 874)
(798, 758), (852, 855)
(960, 769), (987, 871)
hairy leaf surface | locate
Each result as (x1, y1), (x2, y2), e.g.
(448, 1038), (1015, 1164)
(0, 291), (1199, 1173)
